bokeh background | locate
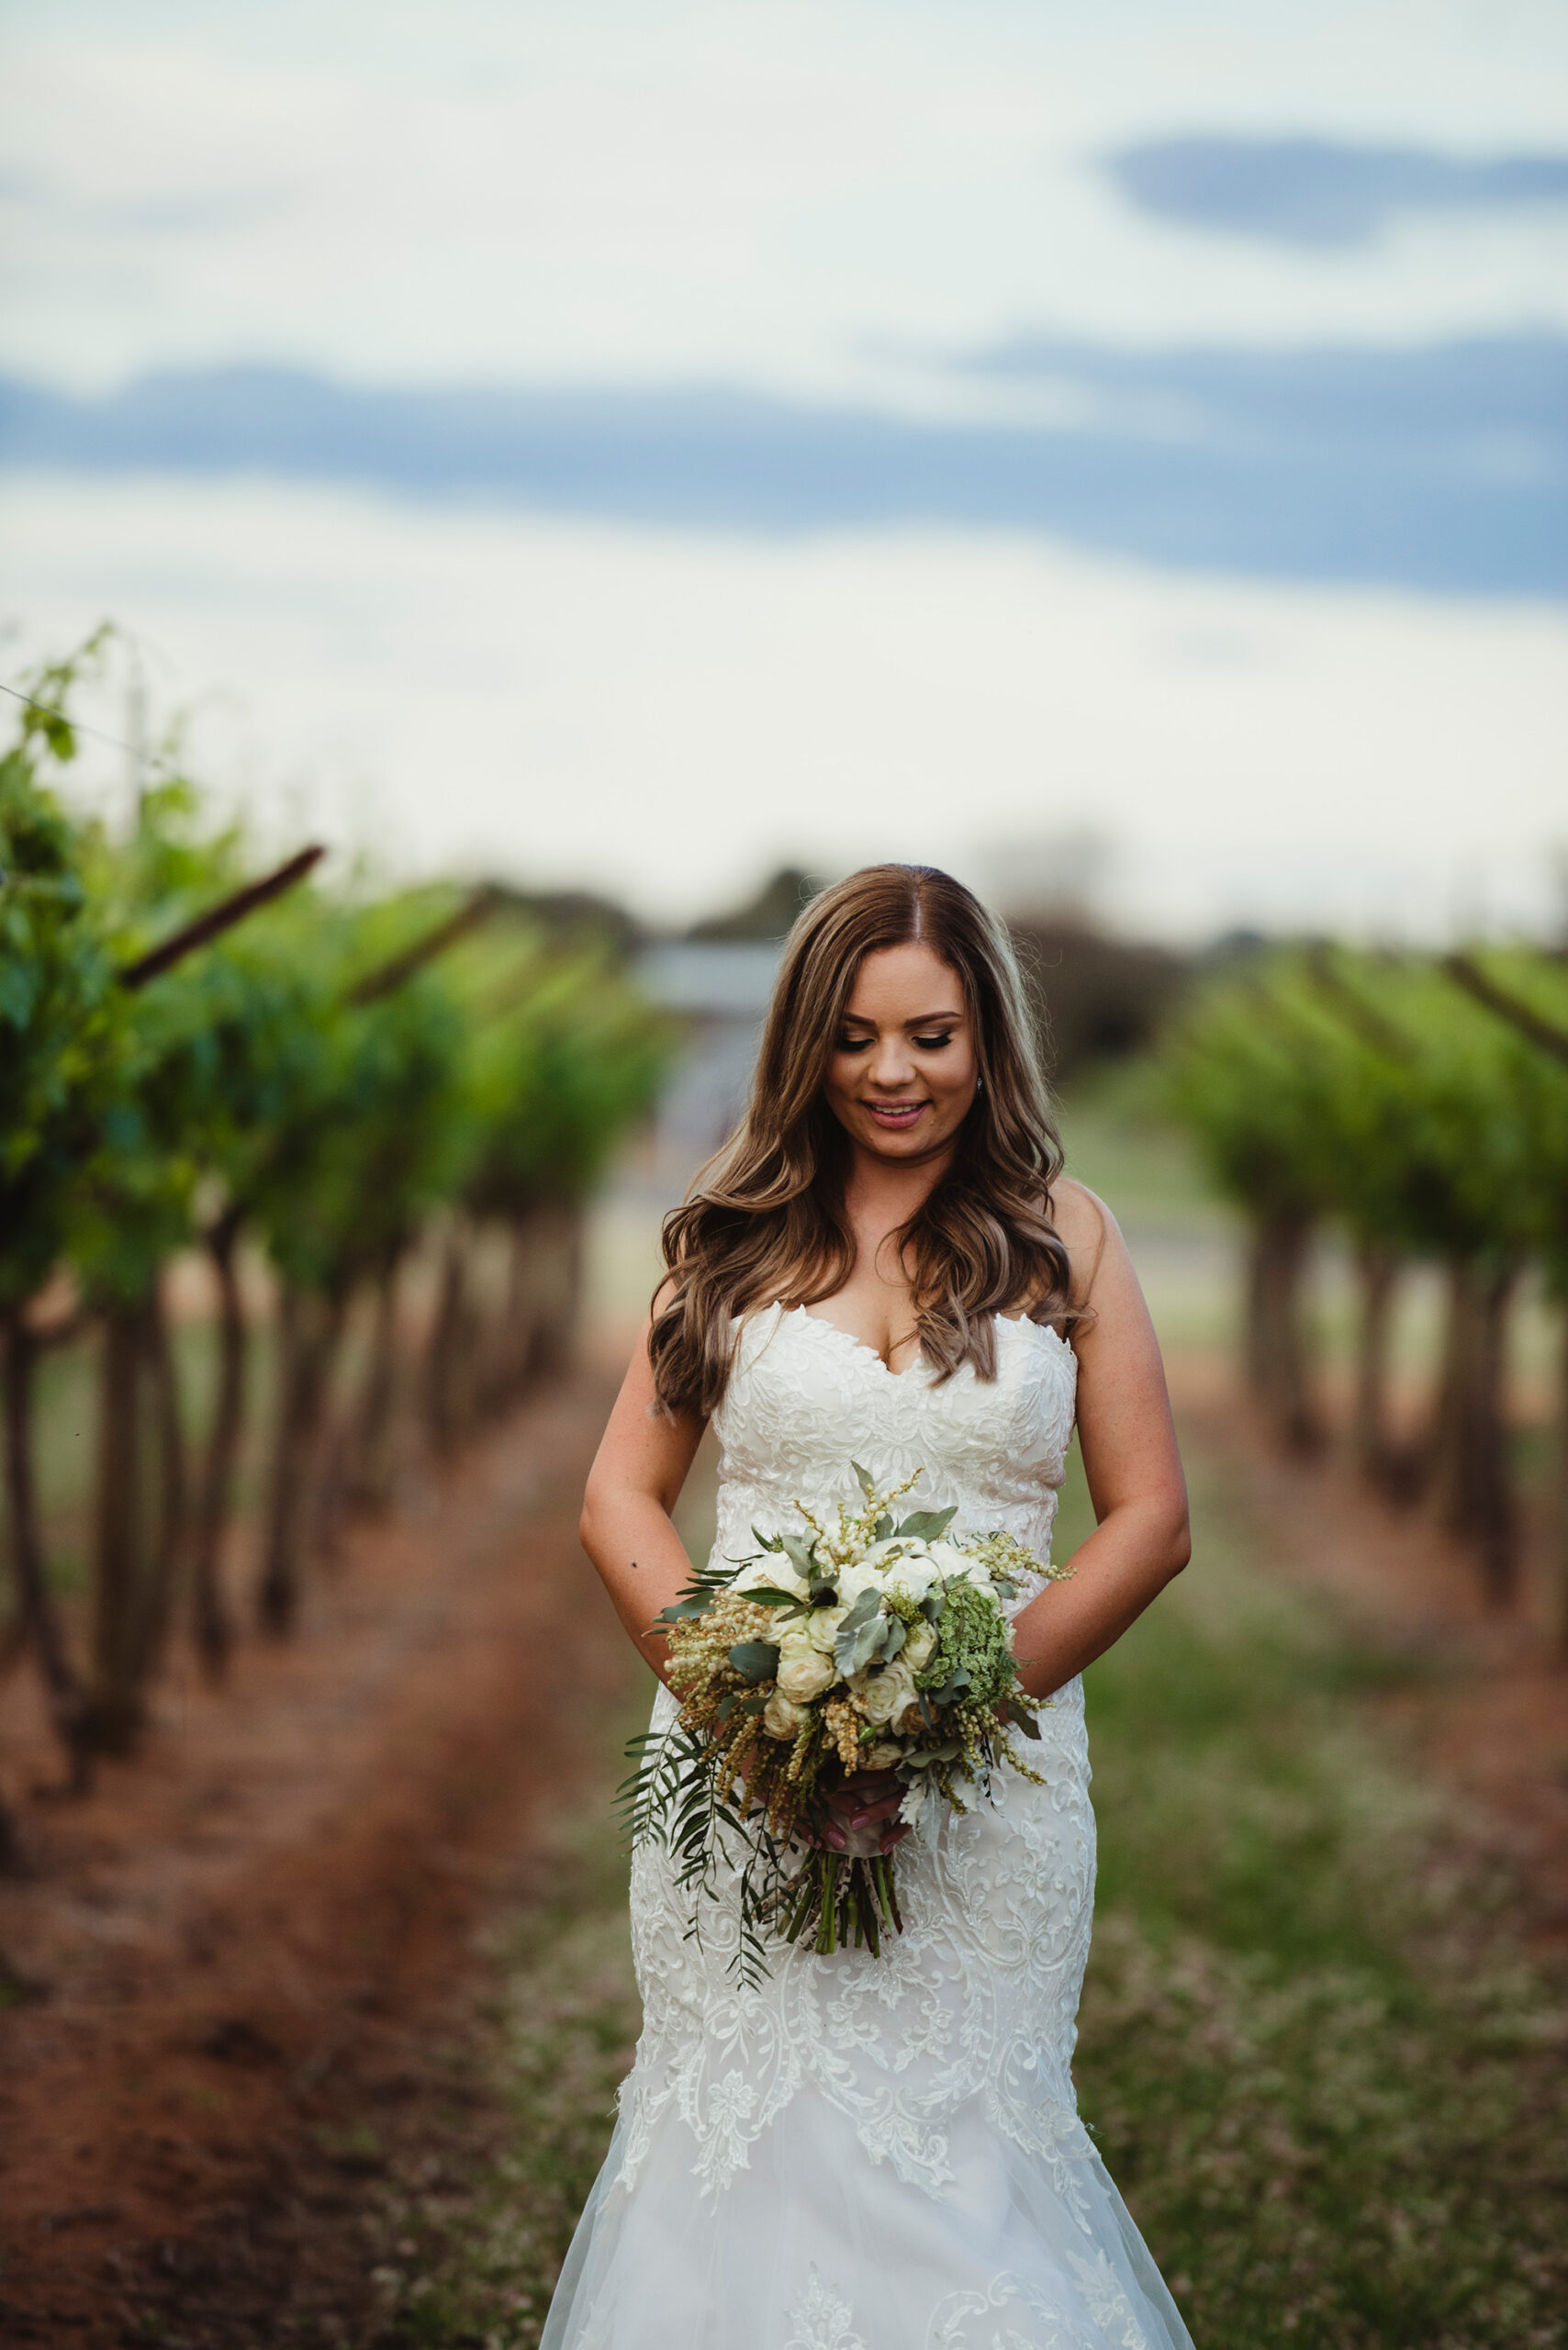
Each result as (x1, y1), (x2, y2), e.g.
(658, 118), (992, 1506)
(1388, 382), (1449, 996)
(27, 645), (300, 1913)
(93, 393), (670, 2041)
(2, 6), (1567, 2348)
(3, 0), (1566, 934)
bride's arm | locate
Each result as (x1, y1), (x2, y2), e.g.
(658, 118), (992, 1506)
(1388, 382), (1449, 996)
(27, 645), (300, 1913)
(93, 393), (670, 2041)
(579, 1317), (708, 1684)
(1010, 1181), (1191, 1701)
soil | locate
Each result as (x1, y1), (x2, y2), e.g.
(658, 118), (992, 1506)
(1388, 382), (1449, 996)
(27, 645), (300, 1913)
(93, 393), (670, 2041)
(1, 1354), (1563, 2346)
(0, 1370), (641, 2347)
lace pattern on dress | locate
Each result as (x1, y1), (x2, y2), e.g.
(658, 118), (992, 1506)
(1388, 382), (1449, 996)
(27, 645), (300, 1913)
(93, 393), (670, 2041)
(782, 2267), (871, 2350)
(618, 1306), (1097, 2211)
(781, 2260), (1152, 2350)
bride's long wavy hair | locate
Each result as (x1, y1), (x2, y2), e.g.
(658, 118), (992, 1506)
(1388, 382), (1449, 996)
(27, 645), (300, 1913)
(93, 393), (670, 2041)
(649, 863), (1083, 1419)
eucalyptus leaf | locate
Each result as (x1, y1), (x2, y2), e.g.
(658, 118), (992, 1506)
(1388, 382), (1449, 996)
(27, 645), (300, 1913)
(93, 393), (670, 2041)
(837, 1609), (887, 1678)
(894, 1506), (958, 1540)
(833, 1588), (883, 1676)
(728, 1639), (781, 1684)
(851, 1460), (877, 1500)
(656, 1593), (716, 1622)
(780, 1533), (818, 1580)
(875, 1615), (907, 1662)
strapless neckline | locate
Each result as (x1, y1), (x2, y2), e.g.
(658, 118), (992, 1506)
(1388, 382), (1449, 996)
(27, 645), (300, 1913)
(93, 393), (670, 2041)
(748, 1300), (1074, 1384)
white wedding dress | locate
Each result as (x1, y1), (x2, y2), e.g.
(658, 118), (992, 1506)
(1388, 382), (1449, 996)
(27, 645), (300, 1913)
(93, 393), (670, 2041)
(542, 1304), (1193, 2350)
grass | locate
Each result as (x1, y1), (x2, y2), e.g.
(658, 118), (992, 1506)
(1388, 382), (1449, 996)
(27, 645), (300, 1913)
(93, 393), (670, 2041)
(365, 1702), (647, 2349)
(1066, 1438), (1568, 2350)
(361, 1420), (1566, 2350)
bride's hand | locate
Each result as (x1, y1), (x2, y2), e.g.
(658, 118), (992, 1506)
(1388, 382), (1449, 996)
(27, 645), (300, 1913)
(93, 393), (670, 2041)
(817, 1768), (911, 1855)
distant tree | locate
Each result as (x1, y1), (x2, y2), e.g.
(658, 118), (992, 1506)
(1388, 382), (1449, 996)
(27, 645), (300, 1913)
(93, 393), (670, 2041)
(1010, 916), (1190, 1086)
(687, 866), (821, 943)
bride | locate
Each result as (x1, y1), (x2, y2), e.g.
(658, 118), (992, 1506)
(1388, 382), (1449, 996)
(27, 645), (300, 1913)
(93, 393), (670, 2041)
(544, 865), (1194, 2349)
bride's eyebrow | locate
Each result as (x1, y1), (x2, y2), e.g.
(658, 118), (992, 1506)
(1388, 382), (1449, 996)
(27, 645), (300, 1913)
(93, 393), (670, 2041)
(839, 1007), (963, 1029)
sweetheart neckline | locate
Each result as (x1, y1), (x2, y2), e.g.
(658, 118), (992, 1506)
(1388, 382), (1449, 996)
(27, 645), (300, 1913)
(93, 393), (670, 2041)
(756, 1301), (1074, 1382)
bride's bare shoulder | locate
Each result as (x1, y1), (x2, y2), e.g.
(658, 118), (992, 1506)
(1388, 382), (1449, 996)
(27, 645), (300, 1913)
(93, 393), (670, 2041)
(1046, 1176), (1127, 1308)
(1047, 1174), (1114, 1246)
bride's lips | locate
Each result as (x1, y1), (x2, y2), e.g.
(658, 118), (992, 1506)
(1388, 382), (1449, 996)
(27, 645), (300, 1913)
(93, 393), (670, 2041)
(863, 1099), (927, 1129)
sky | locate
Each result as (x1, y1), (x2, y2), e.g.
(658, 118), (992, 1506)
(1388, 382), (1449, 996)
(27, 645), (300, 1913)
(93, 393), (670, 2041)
(1, 0), (1565, 937)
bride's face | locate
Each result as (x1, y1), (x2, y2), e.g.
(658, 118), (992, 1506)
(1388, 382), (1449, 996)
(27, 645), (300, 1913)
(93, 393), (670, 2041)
(823, 941), (980, 1166)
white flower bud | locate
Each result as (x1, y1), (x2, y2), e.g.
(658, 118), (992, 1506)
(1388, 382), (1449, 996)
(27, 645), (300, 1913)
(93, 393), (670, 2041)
(902, 1620), (936, 1673)
(762, 1689), (806, 1740)
(805, 1605), (846, 1654)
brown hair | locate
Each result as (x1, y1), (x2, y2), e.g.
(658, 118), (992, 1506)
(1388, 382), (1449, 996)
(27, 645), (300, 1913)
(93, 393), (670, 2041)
(649, 863), (1084, 1418)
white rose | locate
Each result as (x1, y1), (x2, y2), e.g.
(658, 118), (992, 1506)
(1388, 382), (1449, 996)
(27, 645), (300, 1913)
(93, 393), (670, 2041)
(859, 1659), (917, 1727)
(883, 1556), (939, 1604)
(834, 1561), (880, 1603)
(924, 1539), (969, 1579)
(864, 1740), (904, 1769)
(805, 1605), (846, 1654)
(776, 1639), (836, 1702)
(902, 1620), (937, 1673)
(763, 1689), (806, 1740)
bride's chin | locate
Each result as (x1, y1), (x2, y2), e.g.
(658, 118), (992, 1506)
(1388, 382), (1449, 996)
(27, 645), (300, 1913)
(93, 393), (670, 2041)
(858, 1124), (948, 1162)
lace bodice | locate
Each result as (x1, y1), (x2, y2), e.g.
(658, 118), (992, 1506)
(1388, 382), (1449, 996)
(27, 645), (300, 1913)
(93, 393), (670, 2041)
(711, 1304), (1078, 1615)
(620, 1303), (1095, 2207)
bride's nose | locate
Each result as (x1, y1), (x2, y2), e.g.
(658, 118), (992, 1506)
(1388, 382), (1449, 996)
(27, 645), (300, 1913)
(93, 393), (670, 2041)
(868, 1035), (918, 1089)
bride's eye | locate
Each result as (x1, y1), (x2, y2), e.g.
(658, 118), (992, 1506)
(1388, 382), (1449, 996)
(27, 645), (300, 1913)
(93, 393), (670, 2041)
(835, 1035), (873, 1053)
(913, 1032), (954, 1050)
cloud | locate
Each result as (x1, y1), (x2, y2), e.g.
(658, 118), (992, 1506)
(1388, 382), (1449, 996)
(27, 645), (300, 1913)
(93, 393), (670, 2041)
(1105, 135), (1568, 249)
(968, 330), (1566, 462)
(4, 470), (1563, 940)
(3, 331), (1563, 598)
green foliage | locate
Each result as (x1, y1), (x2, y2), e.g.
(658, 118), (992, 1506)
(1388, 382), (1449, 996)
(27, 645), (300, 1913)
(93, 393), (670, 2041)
(464, 952), (669, 1221)
(66, 778), (252, 1305)
(245, 918), (475, 1296)
(0, 663), (669, 1319)
(0, 651), (120, 1308)
(1166, 945), (1568, 1281)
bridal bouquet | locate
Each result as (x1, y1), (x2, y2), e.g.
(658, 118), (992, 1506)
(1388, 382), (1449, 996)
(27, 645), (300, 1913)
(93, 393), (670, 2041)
(621, 1464), (1073, 1979)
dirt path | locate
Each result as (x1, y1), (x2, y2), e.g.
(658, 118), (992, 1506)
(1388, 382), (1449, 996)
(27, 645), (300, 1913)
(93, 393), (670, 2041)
(0, 1371), (640, 2346)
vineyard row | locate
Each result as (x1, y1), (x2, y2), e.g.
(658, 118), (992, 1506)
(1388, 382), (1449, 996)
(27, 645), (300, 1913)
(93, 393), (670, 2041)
(0, 649), (668, 1840)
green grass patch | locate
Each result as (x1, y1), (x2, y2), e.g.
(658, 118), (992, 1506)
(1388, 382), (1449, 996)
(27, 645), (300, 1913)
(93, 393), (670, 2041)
(1055, 1060), (1228, 1237)
(368, 1702), (647, 2350)
(1071, 1437), (1568, 2350)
